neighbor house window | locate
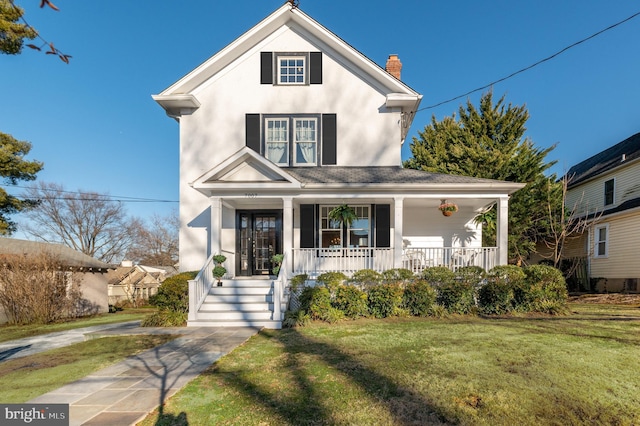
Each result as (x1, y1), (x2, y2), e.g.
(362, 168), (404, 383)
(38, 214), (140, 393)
(277, 55), (305, 84)
(604, 179), (614, 206)
(594, 224), (609, 258)
(320, 205), (370, 248)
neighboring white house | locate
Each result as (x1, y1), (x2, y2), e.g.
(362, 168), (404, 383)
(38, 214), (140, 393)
(153, 3), (524, 327)
(564, 131), (640, 293)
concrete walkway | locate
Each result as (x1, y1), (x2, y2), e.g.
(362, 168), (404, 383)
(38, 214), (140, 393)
(2, 322), (259, 425)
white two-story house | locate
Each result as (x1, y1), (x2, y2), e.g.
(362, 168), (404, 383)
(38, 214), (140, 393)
(564, 131), (640, 293)
(153, 3), (523, 327)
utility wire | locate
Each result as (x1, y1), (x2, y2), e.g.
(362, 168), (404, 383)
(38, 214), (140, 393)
(2, 183), (178, 204)
(418, 10), (640, 111)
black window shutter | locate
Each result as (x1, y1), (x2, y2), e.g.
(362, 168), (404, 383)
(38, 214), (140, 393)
(246, 114), (261, 153)
(260, 52), (273, 84)
(322, 114), (337, 165)
(375, 205), (391, 248)
(300, 204), (315, 248)
(309, 52), (322, 84)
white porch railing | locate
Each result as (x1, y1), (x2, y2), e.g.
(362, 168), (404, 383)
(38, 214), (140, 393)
(402, 247), (497, 275)
(292, 248), (394, 276)
(291, 247), (497, 277)
(272, 252), (291, 322)
(187, 253), (232, 321)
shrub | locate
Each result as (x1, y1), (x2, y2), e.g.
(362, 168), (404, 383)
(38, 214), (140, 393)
(381, 268), (415, 285)
(149, 271), (197, 313)
(323, 307), (345, 323)
(316, 272), (347, 296)
(349, 269), (382, 289)
(0, 252), (88, 324)
(283, 309), (311, 328)
(422, 267), (456, 287)
(456, 266), (486, 286)
(334, 285), (369, 319)
(299, 286), (332, 320)
(486, 265), (526, 311)
(478, 280), (514, 315)
(367, 283), (403, 318)
(523, 265), (569, 314)
(141, 310), (187, 327)
(437, 280), (476, 315)
(402, 279), (437, 316)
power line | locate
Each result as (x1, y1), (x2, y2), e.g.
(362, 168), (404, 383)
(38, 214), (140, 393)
(2, 183), (178, 204)
(417, 10), (640, 112)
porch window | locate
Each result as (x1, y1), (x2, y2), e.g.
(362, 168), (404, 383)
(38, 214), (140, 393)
(320, 205), (370, 248)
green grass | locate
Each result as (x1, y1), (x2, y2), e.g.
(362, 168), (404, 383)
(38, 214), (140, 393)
(0, 334), (176, 403)
(141, 302), (640, 426)
(0, 308), (153, 343)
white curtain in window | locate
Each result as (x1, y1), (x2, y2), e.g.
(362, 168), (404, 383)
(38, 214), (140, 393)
(297, 142), (316, 163)
(267, 143), (287, 164)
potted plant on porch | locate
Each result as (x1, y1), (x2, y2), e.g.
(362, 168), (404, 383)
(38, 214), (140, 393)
(328, 204), (358, 227)
(438, 200), (458, 217)
(212, 254), (227, 286)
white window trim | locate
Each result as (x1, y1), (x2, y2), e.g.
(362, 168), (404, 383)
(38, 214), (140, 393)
(319, 205), (370, 249)
(293, 117), (318, 166)
(593, 223), (609, 258)
(276, 54), (306, 85)
(265, 117), (289, 166)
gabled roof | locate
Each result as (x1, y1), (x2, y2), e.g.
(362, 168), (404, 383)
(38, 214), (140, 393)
(0, 237), (112, 271)
(153, 3), (422, 118)
(566, 132), (640, 188)
(190, 147), (302, 194)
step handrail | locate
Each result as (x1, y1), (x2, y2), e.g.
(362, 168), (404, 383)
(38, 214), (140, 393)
(188, 253), (216, 321)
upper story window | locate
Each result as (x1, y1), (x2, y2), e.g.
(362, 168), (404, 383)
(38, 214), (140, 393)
(246, 113), (336, 166)
(260, 52), (322, 85)
(604, 179), (614, 206)
(278, 56), (305, 84)
(264, 116), (318, 166)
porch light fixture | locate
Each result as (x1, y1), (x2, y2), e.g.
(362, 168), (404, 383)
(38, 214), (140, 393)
(438, 199), (458, 217)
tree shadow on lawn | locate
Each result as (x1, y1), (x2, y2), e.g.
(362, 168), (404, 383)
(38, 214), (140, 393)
(205, 328), (450, 425)
(480, 314), (640, 346)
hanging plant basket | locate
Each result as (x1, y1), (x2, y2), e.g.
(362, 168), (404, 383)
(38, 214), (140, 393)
(438, 201), (458, 217)
(328, 204), (358, 227)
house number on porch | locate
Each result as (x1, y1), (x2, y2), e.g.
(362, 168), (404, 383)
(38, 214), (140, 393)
(244, 193), (258, 198)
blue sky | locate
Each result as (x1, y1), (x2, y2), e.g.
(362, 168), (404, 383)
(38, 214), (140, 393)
(2, 0), (639, 231)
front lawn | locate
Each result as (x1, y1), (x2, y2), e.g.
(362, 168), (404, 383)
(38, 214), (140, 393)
(141, 302), (640, 425)
(0, 308), (153, 343)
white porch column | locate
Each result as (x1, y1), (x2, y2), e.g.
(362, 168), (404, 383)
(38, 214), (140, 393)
(496, 196), (509, 265)
(282, 197), (293, 274)
(394, 197), (404, 268)
(209, 196), (222, 256)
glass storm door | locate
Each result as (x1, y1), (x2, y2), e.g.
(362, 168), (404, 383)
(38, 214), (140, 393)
(237, 211), (282, 276)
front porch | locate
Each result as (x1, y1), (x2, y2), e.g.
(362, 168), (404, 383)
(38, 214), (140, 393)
(187, 245), (499, 328)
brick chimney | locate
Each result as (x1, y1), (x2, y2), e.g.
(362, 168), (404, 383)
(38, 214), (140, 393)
(385, 54), (402, 79)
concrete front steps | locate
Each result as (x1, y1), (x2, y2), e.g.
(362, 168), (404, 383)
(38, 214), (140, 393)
(188, 278), (286, 329)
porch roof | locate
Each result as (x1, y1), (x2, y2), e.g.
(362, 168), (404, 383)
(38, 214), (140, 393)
(285, 166), (523, 192)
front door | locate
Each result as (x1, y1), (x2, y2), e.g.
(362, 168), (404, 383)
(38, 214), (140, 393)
(237, 210), (282, 276)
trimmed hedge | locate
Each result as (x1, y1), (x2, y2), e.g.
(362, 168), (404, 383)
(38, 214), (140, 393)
(285, 264), (569, 327)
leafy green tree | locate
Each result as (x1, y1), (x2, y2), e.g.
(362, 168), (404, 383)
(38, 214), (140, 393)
(0, 132), (43, 234)
(0, 0), (36, 54)
(404, 91), (559, 264)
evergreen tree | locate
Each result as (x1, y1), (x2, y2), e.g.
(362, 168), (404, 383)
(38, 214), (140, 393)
(0, 0), (37, 54)
(0, 132), (43, 234)
(404, 91), (559, 264)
